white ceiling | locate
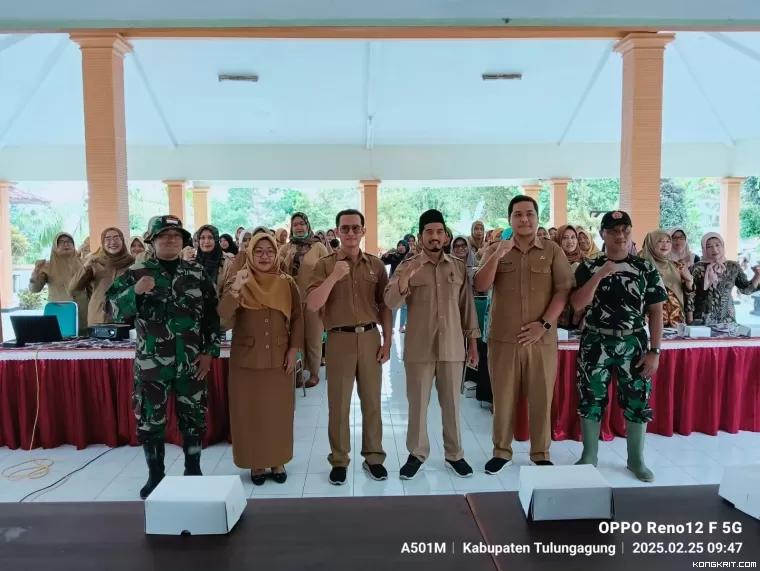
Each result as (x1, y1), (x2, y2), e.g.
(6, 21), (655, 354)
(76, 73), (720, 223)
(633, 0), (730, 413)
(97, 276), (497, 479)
(2, 32), (760, 148)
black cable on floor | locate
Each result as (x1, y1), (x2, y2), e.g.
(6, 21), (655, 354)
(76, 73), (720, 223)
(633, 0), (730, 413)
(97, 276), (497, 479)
(18, 448), (114, 503)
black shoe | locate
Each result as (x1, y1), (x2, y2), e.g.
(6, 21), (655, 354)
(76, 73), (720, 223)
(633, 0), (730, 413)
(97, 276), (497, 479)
(445, 458), (474, 478)
(484, 457), (513, 475)
(182, 434), (203, 476)
(251, 472), (266, 486)
(272, 470), (288, 484)
(139, 440), (165, 499)
(532, 459), (554, 466)
(362, 461), (388, 481)
(328, 467), (347, 485)
(399, 455), (424, 480)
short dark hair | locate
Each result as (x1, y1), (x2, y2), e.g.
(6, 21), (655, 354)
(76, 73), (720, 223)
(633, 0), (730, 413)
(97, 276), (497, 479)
(508, 195), (539, 217)
(335, 209), (365, 228)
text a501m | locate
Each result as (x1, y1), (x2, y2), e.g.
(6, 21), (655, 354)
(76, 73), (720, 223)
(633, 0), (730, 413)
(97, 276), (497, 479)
(401, 542), (448, 554)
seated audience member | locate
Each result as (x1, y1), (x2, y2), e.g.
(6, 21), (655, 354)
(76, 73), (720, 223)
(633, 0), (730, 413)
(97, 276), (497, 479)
(69, 227), (134, 326)
(669, 227), (699, 269)
(218, 233), (303, 485)
(29, 232), (89, 333)
(220, 233), (239, 256)
(640, 230), (694, 327)
(691, 232), (760, 325)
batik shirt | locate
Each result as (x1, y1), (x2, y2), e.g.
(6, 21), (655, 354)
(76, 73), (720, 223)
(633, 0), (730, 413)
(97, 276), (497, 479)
(574, 255), (668, 331)
(105, 258), (221, 381)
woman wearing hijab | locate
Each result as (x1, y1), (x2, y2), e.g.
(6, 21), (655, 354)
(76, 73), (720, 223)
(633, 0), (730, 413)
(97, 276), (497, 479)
(220, 233), (239, 256)
(537, 227), (550, 240)
(691, 233), (760, 325)
(403, 233), (418, 255)
(239, 230), (253, 254)
(195, 225), (235, 299)
(29, 232), (89, 333)
(548, 227), (558, 241)
(468, 221), (485, 255)
(315, 231), (327, 247)
(451, 235), (478, 286)
(669, 228), (699, 269)
(275, 228), (288, 249)
(443, 226), (454, 255)
(129, 236), (146, 257)
(278, 212), (329, 387)
(553, 225), (585, 329)
(69, 227), (135, 326)
(639, 230), (695, 327)
(381, 239), (411, 331)
(219, 233), (304, 485)
(234, 226), (245, 247)
(577, 228), (601, 259)
(77, 236), (91, 261)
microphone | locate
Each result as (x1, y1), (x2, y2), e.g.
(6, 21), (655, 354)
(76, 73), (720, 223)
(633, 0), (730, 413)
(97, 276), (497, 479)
(330, 239), (340, 249)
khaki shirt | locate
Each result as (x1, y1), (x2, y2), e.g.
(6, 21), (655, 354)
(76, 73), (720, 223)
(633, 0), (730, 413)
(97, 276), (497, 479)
(385, 252), (481, 363)
(477, 237), (574, 345)
(306, 250), (389, 330)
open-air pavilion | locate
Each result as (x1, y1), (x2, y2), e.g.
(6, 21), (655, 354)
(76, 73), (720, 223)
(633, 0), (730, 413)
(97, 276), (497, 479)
(3, 3), (760, 309)
(1, 5), (760, 563)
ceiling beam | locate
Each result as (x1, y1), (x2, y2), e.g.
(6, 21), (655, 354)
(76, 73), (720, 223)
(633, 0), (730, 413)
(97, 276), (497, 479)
(0, 34), (31, 54)
(0, 37), (69, 152)
(707, 31), (760, 65)
(672, 42), (734, 147)
(557, 41), (613, 145)
(129, 49), (178, 149)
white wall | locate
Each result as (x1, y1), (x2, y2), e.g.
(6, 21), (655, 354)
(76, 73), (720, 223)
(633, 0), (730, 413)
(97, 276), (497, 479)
(0, 141), (749, 182)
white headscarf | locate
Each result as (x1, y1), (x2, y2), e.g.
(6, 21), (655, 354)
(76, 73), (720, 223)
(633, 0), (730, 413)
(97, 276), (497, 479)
(669, 227), (697, 268)
(699, 232), (727, 291)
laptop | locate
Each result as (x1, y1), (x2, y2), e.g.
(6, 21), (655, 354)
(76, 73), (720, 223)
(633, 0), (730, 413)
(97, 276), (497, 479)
(7, 315), (64, 347)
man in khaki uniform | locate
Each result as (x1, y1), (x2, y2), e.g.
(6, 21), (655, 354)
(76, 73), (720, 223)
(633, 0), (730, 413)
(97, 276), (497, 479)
(306, 208), (393, 486)
(474, 196), (574, 473)
(385, 209), (480, 480)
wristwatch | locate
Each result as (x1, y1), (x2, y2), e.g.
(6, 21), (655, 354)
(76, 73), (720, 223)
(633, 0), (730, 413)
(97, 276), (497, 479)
(539, 319), (552, 331)
(648, 348), (661, 355)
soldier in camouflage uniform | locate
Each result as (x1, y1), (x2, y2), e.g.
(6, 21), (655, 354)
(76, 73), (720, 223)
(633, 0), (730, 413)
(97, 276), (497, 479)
(570, 211), (667, 482)
(105, 215), (221, 498)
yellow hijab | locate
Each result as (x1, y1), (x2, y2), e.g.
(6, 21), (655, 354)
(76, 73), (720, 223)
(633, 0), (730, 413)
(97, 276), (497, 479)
(48, 232), (83, 284)
(240, 233), (293, 321)
(577, 229), (601, 258)
(640, 229), (684, 309)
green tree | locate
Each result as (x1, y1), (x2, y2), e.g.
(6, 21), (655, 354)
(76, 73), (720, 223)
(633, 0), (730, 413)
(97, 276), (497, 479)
(567, 178), (620, 230)
(10, 225), (30, 264)
(740, 177), (760, 240)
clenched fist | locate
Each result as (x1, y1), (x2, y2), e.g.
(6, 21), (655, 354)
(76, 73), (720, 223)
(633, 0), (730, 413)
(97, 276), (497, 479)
(332, 260), (351, 281)
(134, 276), (156, 295)
(33, 259), (46, 272)
(229, 268), (249, 298)
(181, 247), (196, 262)
(599, 260), (618, 278)
(496, 238), (514, 259)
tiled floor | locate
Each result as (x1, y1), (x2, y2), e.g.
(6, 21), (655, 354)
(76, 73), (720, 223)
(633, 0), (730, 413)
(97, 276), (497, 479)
(1, 333), (759, 502)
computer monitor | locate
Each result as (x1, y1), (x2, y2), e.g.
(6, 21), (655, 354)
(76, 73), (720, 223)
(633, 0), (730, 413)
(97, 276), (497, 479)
(9, 315), (63, 347)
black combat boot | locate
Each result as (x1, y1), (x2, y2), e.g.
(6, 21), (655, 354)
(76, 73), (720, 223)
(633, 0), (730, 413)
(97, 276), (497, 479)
(139, 440), (165, 499)
(182, 434), (203, 476)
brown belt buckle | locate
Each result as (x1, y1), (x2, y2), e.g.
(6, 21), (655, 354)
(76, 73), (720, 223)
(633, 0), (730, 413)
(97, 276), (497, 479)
(355, 326), (365, 334)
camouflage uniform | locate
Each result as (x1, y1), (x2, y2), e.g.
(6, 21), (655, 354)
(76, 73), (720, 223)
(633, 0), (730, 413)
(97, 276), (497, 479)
(574, 254), (668, 423)
(105, 215), (220, 498)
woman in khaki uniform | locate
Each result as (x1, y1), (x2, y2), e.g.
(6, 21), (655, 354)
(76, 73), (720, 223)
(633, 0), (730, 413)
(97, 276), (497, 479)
(194, 225), (235, 298)
(278, 212), (328, 387)
(218, 233), (304, 486)
(129, 235), (146, 257)
(69, 227), (134, 326)
(29, 232), (89, 333)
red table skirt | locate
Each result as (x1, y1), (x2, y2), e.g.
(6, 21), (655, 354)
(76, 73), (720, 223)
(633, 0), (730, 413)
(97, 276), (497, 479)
(1, 346), (759, 450)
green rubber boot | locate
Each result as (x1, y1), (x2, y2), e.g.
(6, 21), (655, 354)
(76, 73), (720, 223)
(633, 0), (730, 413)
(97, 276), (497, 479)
(626, 422), (654, 482)
(575, 417), (601, 466)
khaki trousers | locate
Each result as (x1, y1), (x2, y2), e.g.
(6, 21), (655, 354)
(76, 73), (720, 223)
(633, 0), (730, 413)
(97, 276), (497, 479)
(325, 328), (385, 467)
(404, 361), (464, 462)
(303, 304), (324, 376)
(488, 340), (557, 462)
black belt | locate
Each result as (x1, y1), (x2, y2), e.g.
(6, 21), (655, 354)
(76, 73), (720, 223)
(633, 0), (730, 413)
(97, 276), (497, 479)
(329, 323), (377, 334)
(584, 325), (646, 337)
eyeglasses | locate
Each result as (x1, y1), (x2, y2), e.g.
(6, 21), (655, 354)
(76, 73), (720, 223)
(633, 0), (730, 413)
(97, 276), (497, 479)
(104, 236), (122, 243)
(253, 250), (277, 258)
(58, 239), (74, 246)
(339, 225), (363, 235)
(453, 243), (469, 250)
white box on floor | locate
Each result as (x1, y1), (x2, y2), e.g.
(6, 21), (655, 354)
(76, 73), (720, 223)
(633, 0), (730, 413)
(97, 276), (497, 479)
(737, 325), (760, 338)
(518, 465), (614, 522)
(557, 328), (569, 342)
(718, 465), (760, 520)
(144, 476), (248, 535)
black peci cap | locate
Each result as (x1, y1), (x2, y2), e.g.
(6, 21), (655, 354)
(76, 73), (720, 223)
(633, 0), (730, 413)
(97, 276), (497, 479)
(600, 210), (632, 230)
